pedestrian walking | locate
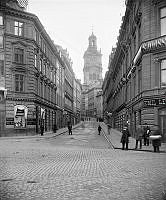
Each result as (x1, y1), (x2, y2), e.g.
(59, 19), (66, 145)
(135, 125), (143, 149)
(98, 125), (102, 135)
(68, 122), (72, 135)
(120, 125), (130, 150)
(143, 123), (151, 146)
(40, 123), (44, 136)
(53, 123), (57, 133)
(150, 126), (162, 153)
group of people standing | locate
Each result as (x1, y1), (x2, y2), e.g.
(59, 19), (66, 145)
(120, 124), (162, 152)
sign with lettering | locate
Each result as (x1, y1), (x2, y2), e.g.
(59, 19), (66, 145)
(142, 35), (166, 53)
(144, 98), (166, 107)
(6, 118), (14, 125)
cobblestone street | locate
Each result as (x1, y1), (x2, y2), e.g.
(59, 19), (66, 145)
(0, 123), (166, 200)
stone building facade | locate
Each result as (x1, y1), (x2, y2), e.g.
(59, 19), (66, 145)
(0, 0), (78, 136)
(103, 0), (166, 142)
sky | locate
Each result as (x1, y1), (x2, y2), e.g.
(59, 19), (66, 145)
(28, 0), (126, 83)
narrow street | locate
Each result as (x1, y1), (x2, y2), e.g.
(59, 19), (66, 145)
(0, 123), (166, 200)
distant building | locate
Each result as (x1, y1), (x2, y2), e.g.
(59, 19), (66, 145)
(83, 32), (102, 85)
(73, 78), (82, 124)
(81, 33), (103, 120)
(103, 0), (166, 142)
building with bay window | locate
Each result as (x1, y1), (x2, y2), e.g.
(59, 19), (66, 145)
(0, 0), (66, 136)
(103, 0), (166, 142)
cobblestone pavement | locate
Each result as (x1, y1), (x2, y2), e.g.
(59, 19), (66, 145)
(0, 122), (166, 200)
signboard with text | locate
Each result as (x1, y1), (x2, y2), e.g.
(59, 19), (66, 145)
(143, 98), (166, 107)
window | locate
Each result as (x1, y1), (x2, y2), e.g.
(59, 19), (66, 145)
(34, 54), (37, 68)
(161, 59), (166, 87)
(0, 54), (4, 76)
(0, 60), (4, 76)
(0, 16), (3, 25)
(160, 7), (166, 36)
(34, 29), (38, 42)
(0, 36), (3, 48)
(14, 21), (23, 36)
(14, 48), (24, 64)
(0, 29), (3, 48)
(40, 81), (43, 97)
(138, 68), (142, 93)
(34, 50), (37, 68)
(39, 58), (42, 72)
(15, 74), (24, 92)
(43, 63), (46, 75)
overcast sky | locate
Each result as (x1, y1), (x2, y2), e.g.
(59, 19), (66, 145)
(28, 0), (126, 83)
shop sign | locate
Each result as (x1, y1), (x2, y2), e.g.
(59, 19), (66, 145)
(144, 98), (166, 107)
(142, 35), (166, 53)
(6, 117), (14, 125)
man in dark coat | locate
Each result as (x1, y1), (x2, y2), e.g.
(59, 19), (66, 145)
(135, 125), (143, 149)
(40, 124), (44, 136)
(143, 124), (151, 146)
(151, 126), (162, 152)
(98, 125), (102, 135)
(120, 125), (130, 150)
(68, 122), (72, 135)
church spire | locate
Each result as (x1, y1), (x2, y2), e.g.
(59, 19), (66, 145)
(88, 32), (97, 49)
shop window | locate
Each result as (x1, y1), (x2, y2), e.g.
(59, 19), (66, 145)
(15, 74), (24, 92)
(14, 21), (23, 36)
(160, 7), (166, 36)
(14, 48), (24, 64)
(161, 59), (166, 87)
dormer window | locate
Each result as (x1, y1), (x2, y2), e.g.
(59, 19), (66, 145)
(14, 21), (23, 36)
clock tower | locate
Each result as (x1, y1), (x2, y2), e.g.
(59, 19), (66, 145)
(83, 32), (102, 85)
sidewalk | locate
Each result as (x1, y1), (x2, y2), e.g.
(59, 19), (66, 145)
(101, 122), (166, 153)
(0, 122), (83, 140)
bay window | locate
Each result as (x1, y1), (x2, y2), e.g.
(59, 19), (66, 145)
(161, 59), (166, 87)
(160, 7), (166, 36)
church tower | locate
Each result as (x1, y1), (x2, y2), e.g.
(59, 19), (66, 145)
(83, 32), (102, 85)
